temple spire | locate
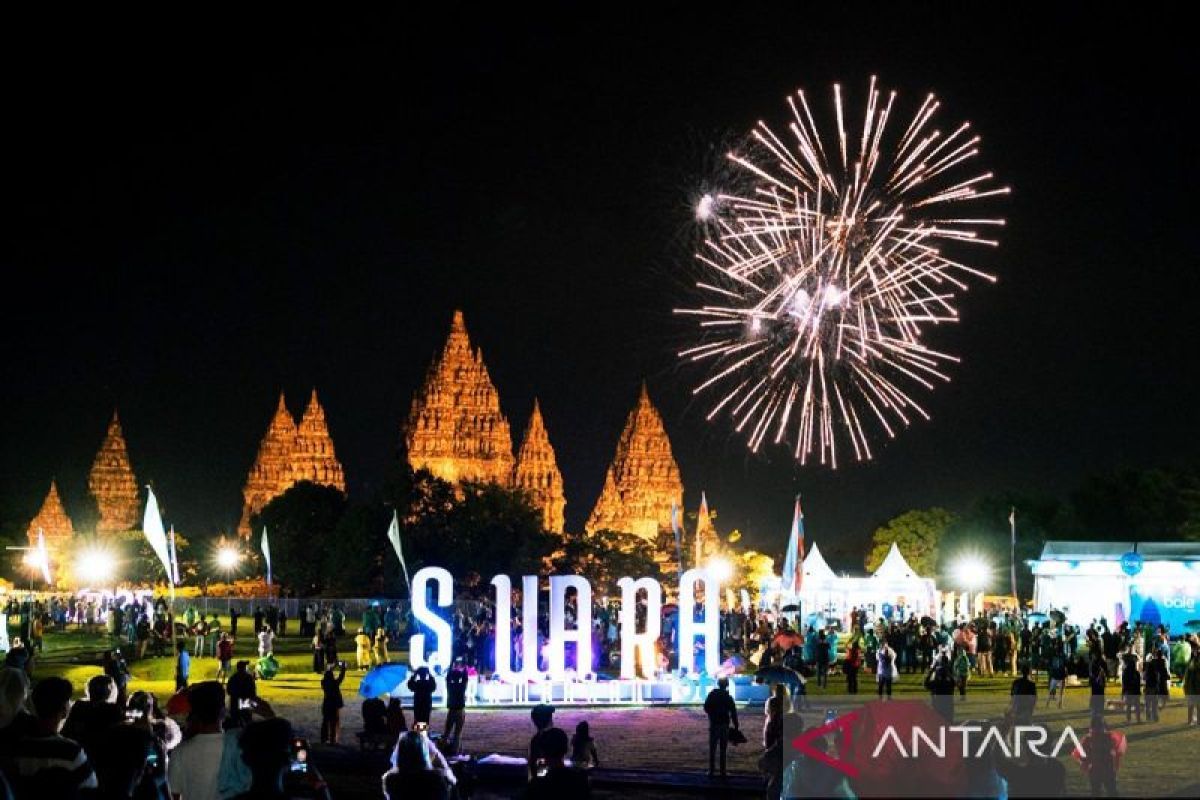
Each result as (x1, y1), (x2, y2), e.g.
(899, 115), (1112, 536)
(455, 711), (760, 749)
(27, 479), (74, 549)
(89, 410), (140, 534)
(238, 389), (349, 538)
(586, 383), (684, 541)
(404, 310), (514, 485)
(512, 398), (566, 533)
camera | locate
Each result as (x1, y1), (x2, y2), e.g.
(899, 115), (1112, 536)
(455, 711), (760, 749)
(290, 737), (309, 773)
(535, 757), (548, 778)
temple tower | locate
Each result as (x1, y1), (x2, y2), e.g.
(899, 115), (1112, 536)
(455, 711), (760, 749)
(586, 383), (684, 542)
(88, 411), (140, 534)
(512, 399), (566, 533)
(404, 310), (515, 484)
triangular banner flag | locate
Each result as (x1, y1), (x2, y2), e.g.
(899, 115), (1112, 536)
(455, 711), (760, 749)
(261, 526), (272, 586)
(142, 488), (174, 584)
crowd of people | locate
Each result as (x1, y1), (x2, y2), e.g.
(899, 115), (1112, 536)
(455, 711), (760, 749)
(0, 663), (333, 800)
(7, 588), (1200, 798)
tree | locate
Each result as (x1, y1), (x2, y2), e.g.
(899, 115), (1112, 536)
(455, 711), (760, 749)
(943, 492), (1065, 599)
(323, 502), (393, 595)
(550, 530), (661, 595)
(112, 528), (191, 587)
(402, 480), (557, 581)
(1069, 467), (1200, 541)
(253, 481), (348, 595)
(864, 508), (955, 576)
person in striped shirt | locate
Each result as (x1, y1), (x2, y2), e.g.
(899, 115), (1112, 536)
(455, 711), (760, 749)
(7, 677), (98, 796)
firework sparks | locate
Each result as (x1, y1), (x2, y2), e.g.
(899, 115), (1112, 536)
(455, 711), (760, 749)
(676, 78), (1008, 467)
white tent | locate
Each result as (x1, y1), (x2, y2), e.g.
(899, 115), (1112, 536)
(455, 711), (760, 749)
(802, 542), (837, 582)
(794, 541), (940, 627)
(872, 543), (919, 581)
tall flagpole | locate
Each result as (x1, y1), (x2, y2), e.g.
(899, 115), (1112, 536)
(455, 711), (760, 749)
(1009, 506), (1018, 605)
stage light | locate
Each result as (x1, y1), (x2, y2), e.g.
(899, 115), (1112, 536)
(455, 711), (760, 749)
(217, 547), (240, 571)
(953, 554), (991, 591)
(75, 549), (116, 585)
(707, 557), (733, 583)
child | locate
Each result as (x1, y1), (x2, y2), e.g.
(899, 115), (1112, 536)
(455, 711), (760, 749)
(570, 721), (599, 769)
(1120, 650), (1141, 724)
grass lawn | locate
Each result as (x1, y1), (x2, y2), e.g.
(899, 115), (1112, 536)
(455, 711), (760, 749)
(19, 621), (1200, 798)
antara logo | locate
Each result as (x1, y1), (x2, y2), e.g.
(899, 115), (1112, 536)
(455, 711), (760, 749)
(871, 724), (1086, 760)
(791, 711), (1086, 778)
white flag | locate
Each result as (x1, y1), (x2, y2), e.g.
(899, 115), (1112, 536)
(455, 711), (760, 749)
(168, 525), (181, 585)
(386, 510), (410, 591)
(261, 527), (272, 586)
(142, 488), (174, 583)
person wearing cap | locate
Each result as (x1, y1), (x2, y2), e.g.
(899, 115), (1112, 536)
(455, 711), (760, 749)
(525, 727), (590, 799)
(527, 703), (556, 780)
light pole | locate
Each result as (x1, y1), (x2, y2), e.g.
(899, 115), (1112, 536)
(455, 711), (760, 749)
(953, 555), (991, 618)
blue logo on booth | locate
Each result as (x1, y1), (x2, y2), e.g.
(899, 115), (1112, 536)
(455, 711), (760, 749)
(1121, 551), (1144, 576)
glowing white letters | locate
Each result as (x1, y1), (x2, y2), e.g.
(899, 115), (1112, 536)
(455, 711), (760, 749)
(490, 574), (540, 678)
(548, 575), (592, 678)
(409, 567), (453, 669)
(410, 569), (724, 679)
(678, 568), (722, 676)
(617, 576), (662, 679)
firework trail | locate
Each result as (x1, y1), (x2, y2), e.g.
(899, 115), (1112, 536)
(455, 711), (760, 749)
(677, 78), (1008, 467)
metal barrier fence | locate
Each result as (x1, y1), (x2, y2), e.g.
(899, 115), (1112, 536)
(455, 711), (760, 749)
(170, 597), (414, 619)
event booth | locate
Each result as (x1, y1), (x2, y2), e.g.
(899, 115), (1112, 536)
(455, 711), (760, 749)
(1031, 541), (1200, 629)
(796, 542), (940, 628)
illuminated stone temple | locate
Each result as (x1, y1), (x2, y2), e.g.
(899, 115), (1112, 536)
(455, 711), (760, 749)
(585, 383), (684, 541)
(88, 411), (141, 534)
(404, 311), (688, 542)
(26, 479), (75, 550)
(404, 310), (516, 485)
(512, 399), (566, 533)
(237, 389), (346, 537)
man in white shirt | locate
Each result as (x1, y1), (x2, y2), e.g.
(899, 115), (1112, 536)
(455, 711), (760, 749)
(168, 681), (228, 800)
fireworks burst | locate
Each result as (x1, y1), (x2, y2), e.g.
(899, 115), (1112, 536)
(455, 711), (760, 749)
(676, 78), (1008, 467)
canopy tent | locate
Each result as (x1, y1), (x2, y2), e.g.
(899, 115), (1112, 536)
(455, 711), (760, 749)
(795, 542), (940, 627)
(1032, 541), (1200, 630)
(873, 543), (920, 581)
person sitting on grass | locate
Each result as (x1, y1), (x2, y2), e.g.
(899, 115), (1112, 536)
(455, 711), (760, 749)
(570, 721), (600, 769)
(382, 730), (455, 800)
(7, 676), (99, 796)
(62, 675), (123, 765)
(232, 717), (329, 800)
(91, 721), (157, 800)
(525, 727), (590, 799)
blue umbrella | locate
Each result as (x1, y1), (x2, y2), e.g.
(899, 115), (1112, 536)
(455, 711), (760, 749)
(1027, 612), (1049, 623)
(358, 663), (409, 699)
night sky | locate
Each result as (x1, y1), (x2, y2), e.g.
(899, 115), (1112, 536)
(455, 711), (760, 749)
(1, 10), (1194, 568)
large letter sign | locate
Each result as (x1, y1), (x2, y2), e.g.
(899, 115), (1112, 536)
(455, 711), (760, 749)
(617, 576), (662, 679)
(678, 568), (721, 676)
(548, 575), (593, 678)
(409, 567), (454, 669)
(491, 574), (540, 678)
